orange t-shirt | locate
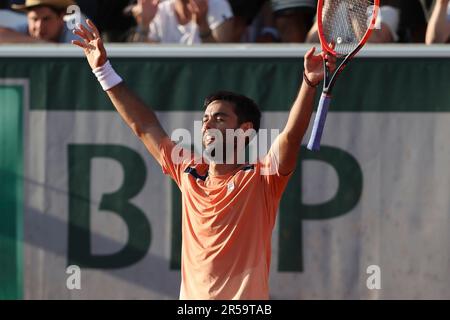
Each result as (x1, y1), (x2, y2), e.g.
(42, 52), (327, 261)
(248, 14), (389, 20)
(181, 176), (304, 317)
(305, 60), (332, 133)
(160, 137), (291, 300)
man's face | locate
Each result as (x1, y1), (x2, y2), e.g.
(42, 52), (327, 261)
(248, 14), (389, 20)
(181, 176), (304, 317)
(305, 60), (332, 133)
(27, 7), (64, 42)
(201, 100), (254, 165)
(202, 100), (240, 149)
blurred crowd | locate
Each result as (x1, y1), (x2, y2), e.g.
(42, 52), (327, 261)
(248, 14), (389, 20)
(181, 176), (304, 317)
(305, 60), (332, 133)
(0, 0), (449, 45)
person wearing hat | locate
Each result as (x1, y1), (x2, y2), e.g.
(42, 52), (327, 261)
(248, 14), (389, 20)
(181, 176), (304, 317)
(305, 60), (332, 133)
(0, 0), (83, 43)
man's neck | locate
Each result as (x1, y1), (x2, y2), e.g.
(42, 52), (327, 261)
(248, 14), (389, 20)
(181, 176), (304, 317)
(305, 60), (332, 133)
(208, 162), (244, 177)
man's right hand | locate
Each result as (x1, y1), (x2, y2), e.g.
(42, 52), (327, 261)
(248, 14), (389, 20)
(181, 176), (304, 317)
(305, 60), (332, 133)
(72, 19), (107, 70)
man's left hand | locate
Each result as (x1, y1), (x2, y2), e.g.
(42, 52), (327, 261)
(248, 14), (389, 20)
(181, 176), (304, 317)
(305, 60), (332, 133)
(304, 46), (337, 86)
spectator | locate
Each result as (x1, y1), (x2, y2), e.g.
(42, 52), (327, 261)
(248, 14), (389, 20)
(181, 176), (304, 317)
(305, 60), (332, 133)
(0, 0), (82, 43)
(129, 0), (234, 44)
(426, 0), (450, 43)
(305, 0), (401, 43)
(0, 0), (27, 29)
(271, 0), (316, 42)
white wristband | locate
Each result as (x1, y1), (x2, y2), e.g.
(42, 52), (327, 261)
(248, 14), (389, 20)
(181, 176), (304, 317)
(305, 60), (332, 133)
(92, 60), (123, 91)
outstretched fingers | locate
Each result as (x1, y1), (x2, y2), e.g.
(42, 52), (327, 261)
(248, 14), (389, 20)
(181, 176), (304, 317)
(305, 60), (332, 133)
(305, 46), (323, 65)
(86, 19), (101, 39)
(78, 23), (94, 42)
(72, 28), (89, 42)
(71, 39), (88, 49)
(72, 19), (103, 48)
(71, 40), (96, 51)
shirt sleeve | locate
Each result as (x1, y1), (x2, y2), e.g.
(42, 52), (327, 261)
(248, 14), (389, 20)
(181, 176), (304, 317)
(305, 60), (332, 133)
(159, 137), (193, 187)
(258, 142), (293, 228)
(207, 0), (234, 30)
(259, 139), (293, 201)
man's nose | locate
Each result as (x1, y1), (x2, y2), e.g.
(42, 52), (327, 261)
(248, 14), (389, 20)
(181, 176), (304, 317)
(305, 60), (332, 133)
(202, 119), (214, 131)
(35, 20), (43, 30)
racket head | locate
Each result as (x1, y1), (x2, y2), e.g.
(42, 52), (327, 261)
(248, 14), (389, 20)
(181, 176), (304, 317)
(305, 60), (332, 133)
(317, 0), (380, 58)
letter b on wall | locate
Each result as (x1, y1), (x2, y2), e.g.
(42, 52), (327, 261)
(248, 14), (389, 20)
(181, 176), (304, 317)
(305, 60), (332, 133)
(68, 144), (151, 268)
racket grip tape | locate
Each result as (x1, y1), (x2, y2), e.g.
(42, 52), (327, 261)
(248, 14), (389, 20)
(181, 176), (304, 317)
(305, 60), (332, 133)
(307, 93), (332, 151)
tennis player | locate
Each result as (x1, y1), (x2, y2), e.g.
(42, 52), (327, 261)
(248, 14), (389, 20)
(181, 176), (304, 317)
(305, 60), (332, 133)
(72, 19), (336, 300)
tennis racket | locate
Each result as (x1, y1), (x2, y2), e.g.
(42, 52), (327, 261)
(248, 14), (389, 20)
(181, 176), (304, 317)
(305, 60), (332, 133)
(307, 0), (379, 151)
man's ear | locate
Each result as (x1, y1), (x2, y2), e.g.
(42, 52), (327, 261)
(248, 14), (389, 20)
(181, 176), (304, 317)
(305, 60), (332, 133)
(240, 121), (253, 131)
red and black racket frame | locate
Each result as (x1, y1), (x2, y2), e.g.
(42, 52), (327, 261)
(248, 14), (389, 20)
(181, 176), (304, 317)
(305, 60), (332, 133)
(307, 0), (379, 151)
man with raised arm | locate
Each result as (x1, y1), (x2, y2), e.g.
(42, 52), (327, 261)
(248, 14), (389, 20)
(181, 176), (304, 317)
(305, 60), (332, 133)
(72, 20), (335, 300)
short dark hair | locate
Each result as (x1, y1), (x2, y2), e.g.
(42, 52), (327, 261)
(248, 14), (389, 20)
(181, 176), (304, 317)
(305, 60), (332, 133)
(203, 91), (261, 132)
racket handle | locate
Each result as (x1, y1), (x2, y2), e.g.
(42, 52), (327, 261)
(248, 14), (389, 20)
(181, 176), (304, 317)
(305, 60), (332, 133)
(307, 93), (332, 151)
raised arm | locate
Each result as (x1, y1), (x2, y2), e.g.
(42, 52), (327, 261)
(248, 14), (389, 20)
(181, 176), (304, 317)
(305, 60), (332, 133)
(72, 20), (168, 165)
(272, 47), (335, 176)
(426, 0), (450, 44)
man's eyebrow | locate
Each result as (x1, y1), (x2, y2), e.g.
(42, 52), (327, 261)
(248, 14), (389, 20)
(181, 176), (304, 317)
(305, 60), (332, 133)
(203, 112), (229, 118)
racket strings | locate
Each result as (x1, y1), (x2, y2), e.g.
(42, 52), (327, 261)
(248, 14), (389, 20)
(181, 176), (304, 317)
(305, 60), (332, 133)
(321, 0), (375, 56)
